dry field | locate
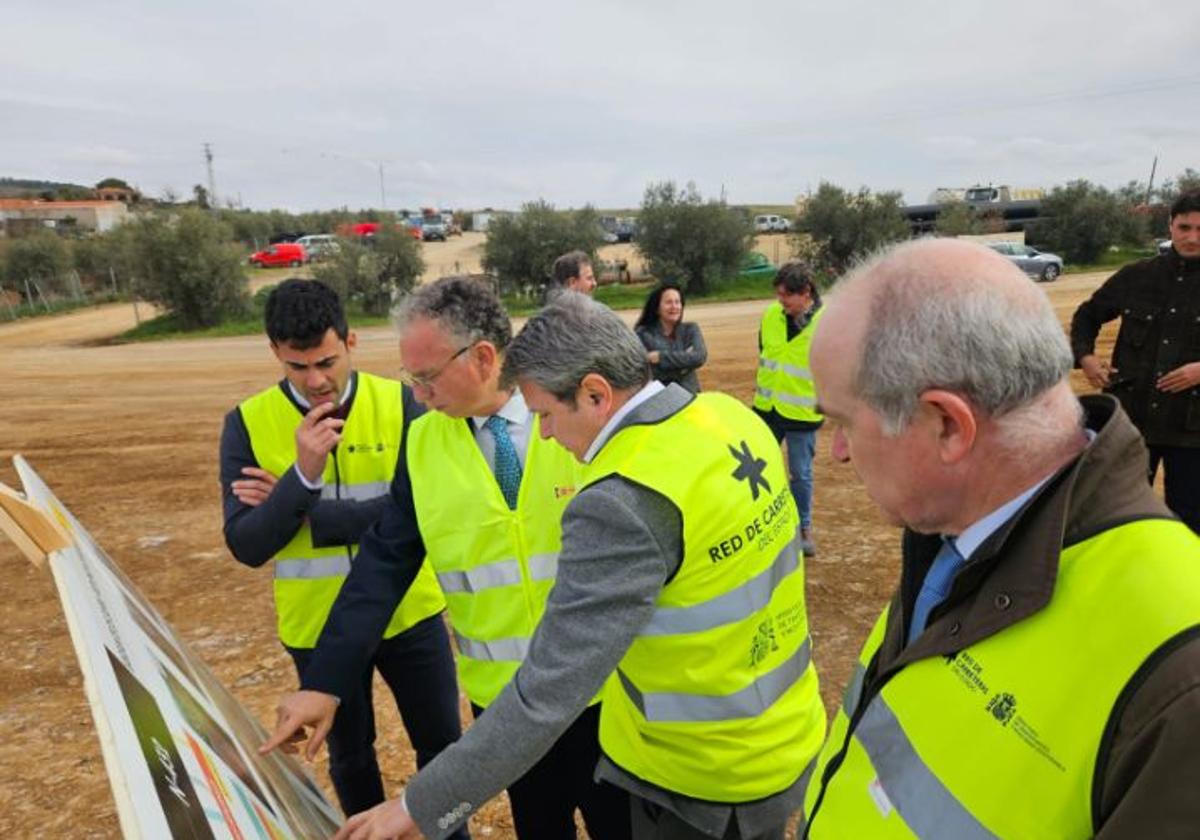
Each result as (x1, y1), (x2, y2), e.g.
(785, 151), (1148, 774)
(0, 270), (1117, 837)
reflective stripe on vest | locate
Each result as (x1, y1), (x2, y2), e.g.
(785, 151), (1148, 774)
(805, 518), (1200, 838)
(273, 555), (351, 580)
(753, 301), (823, 423)
(318, 481), (391, 502)
(642, 532), (801, 635)
(239, 372), (445, 648)
(587, 392), (826, 802)
(453, 631), (529, 663)
(408, 410), (582, 708)
(436, 553), (558, 595)
(617, 636), (812, 723)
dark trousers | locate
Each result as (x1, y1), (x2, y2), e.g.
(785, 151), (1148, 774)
(471, 702), (631, 840)
(630, 798), (784, 840)
(288, 613), (463, 818)
(1148, 445), (1200, 535)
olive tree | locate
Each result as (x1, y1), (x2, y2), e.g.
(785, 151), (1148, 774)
(483, 201), (605, 299)
(796, 183), (909, 274)
(313, 222), (424, 316)
(125, 208), (250, 329)
(635, 181), (753, 295)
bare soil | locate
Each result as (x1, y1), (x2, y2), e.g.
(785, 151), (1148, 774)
(0, 271), (1118, 837)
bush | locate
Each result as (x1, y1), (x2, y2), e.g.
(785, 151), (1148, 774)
(2, 230), (72, 299)
(124, 208), (250, 329)
(313, 223), (424, 316)
(933, 202), (980, 237)
(796, 183), (909, 274)
(1033, 180), (1143, 264)
(482, 201), (605, 299)
(635, 181), (753, 295)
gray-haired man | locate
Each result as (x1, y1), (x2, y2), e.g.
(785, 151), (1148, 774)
(333, 292), (827, 840)
(800, 238), (1200, 837)
(263, 278), (629, 840)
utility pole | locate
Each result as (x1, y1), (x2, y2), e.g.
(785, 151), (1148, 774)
(378, 162), (387, 210)
(203, 143), (218, 210)
(1145, 155), (1158, 206)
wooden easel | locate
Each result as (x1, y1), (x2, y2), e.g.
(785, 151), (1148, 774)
(0, 482), (70, 567)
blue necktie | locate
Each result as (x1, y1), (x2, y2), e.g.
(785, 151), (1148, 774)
(908, 538), (965, 643)
(485, 415), (522, 510)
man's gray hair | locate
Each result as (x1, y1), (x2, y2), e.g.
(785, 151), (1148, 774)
(841, 240), (1074, 436)
(394, 276), (511, 350)
(502, 292), (649, 404)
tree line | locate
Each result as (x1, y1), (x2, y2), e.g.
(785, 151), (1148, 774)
(0, 168), (1195, 331)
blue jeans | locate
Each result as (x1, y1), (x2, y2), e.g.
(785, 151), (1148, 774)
(288, 613), (464, 822)
(783, 429), (816, 529)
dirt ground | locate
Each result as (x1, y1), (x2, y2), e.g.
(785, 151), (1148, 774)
(0, 270), (1118, 837)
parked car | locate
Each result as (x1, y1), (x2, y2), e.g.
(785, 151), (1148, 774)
(421, 219), (447, 242)
(295, 234), (339, 261)
(1159, 239), (1173, 255)
(754, 214), (791, 233)
(249, 242), (307, 268)
(986, 241), (1063, 281)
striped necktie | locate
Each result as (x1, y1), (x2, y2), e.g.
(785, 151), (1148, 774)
(484, 415), (522, 510)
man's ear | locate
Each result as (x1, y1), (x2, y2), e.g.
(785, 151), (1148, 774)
(345, 330), (358, 352)
(471, 341), (498, 375)
(578, 373), (614, 413)
(918, 389), (977, 464)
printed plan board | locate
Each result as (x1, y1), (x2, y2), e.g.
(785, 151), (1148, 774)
(3, 456), (341, 839)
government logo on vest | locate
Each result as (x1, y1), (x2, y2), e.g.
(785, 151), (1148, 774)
(986, 691), (1017, 726)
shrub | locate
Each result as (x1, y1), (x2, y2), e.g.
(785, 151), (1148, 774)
(636, 181), (753, 295)
(313, 223), (424, 316)
(482, 201), (605, 298)
(933, 202), (980, 237)
(124, 208), (250, 329)
(796, 183), (909, 274)
(2, 230), (73, 299)
(1033, 180), (1143, 264)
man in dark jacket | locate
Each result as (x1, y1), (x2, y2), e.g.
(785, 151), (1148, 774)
(802, 237), (1200, 838)
(1071, 190), (1200, 532)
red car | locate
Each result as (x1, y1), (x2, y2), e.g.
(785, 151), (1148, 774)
(249, 242), (307, 268)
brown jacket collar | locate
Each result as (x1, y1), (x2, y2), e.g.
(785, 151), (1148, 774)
(875, 395), (1174, 674)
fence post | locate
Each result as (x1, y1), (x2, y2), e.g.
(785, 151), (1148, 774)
(71, 270), (85, 301)
(32, 279), (52, 312)
(23, 278), (35, 315)
(109, 266), (118, 297)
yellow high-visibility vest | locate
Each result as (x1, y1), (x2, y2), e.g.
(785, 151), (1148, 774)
(754, 302), (823, 423)
(804, 518), (1200, 839)
(586, 392), (826, 801)
(240, 372), (445, 649)
(407, 411), (583, 707)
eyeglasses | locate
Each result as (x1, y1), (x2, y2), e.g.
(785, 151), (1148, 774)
(399, 343), (474, 389)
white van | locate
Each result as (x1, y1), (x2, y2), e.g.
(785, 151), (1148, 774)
(295, 234), (339, 261)
(754, 214), (791, 233)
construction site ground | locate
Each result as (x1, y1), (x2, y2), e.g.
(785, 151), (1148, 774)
(0, 269), (1119, 837)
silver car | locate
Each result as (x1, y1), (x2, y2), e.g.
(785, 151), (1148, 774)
(986, 242), (1063, 281)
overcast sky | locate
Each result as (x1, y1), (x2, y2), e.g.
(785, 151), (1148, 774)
(4, 1), (1197, 212)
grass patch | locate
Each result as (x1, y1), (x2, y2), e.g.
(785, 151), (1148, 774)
(1064, 245), (1157, 274)
(116, 304), (392, 343)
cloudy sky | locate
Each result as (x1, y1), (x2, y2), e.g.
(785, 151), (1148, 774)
(4, 0), (1197, 212)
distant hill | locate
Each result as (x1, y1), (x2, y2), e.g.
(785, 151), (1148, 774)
(0, 177), (93, 199)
